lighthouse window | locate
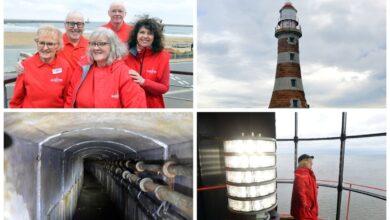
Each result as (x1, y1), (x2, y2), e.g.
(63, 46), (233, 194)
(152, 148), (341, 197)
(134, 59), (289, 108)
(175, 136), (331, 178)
(291, 79), (296, 87)
(290, 53), (295, 61)
(293, 100), (299, 108)
(288, 37), (295, 44)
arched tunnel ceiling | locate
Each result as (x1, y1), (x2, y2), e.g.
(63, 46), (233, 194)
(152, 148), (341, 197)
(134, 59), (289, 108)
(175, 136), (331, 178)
(5, 112), (193, 154)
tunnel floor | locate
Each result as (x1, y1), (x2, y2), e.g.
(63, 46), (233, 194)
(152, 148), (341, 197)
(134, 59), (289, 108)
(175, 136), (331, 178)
(73, 170), (122, 220)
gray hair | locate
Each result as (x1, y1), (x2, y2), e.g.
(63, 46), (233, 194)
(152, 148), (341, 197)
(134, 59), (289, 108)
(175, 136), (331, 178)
(65, 11), (84, 21)
(35, 24), (63, 50)
(88, 27), (128, 65)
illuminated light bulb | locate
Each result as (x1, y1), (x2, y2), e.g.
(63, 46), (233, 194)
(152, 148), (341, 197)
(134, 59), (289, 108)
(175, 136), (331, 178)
(254, 170), (276, 182)
(224, 138), (277, 214)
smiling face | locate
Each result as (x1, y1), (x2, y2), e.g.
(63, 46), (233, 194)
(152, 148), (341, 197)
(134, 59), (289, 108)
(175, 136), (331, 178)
(36, 33), (60, 63)
(137, 26), (154, 49)
(65, 13), (84, 44)
(89, 35), (111, 67)
(108, 3), (126, 26)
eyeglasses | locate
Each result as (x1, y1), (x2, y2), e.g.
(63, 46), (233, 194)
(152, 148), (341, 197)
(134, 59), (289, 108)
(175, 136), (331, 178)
(65, 21), (85, 28)
(89, 42), (110, 48)
(35, 40), (58, 48)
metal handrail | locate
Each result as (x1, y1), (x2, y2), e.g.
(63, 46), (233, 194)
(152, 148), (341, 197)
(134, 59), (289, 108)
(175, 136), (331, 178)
(277, 179), (386, 201)
(171, 70), (193, 76)
(197, 180), (386, 201)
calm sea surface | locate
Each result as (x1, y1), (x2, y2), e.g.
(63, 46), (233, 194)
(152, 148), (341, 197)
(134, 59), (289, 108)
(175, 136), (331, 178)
(4, 21), (193, 37)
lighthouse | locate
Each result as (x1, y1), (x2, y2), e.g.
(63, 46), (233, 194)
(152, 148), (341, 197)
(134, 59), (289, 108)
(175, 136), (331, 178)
(269, 1), (309, 108)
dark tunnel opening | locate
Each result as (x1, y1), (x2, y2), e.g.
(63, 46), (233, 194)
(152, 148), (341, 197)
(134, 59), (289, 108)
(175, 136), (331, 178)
(73, 165), (122, 220)
(4, 113), (193, 220)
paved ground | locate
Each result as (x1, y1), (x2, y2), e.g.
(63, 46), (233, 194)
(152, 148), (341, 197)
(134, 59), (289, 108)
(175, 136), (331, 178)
(73, 171), (122, 220)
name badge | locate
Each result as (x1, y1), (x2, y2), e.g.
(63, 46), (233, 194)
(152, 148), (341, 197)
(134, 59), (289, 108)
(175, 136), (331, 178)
(52, 68), (62, 74)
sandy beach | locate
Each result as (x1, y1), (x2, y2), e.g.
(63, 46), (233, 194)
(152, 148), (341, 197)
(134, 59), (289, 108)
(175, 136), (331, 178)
(4, 32), (192, 50)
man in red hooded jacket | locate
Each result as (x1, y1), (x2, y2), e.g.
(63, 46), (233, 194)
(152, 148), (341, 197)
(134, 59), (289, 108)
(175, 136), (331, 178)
(291, 154), (319, 220)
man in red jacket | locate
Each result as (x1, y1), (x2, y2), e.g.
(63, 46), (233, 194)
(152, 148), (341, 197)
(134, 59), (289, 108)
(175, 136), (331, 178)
(102, 1), (133, 42)
(58, 11), (89, 71)
(291, 154), (319, 220)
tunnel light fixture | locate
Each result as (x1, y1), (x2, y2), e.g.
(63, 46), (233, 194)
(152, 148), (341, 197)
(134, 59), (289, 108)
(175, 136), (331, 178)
(224, 137), (277, 214)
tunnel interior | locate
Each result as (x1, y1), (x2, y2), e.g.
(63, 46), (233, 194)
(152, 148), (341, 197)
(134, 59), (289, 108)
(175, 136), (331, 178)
(4, 112), (193, 220)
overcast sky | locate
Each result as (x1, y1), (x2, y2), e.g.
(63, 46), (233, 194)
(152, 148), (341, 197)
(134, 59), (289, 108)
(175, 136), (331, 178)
(4, 0), (193, 25)
(197, 0), (386, 108)
(276, 110), (386, 154)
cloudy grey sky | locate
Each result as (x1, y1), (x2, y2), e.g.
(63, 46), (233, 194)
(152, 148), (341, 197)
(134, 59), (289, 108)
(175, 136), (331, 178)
(4, 0), (193, 25)
(197, 0), (386, 108)
(276, 110), (386, 153)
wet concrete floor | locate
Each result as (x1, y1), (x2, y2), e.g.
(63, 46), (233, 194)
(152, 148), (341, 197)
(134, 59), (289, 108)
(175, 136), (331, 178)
(73, 171), (122, 220)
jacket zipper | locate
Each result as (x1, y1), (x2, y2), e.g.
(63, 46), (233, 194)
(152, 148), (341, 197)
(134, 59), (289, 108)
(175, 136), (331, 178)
(139, 49), (147, 76)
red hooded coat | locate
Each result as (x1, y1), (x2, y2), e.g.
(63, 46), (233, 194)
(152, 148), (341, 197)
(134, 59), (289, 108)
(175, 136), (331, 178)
(65, 60), (146, 108)
(291, 167), (319, 220)
(125, 47), (170, 108)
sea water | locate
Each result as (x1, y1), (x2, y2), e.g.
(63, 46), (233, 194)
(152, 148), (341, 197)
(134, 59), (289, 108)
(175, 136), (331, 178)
(4, 21), (193, 37)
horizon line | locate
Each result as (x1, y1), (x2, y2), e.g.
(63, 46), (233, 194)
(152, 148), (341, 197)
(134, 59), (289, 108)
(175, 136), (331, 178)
(4, 19), (193, 27)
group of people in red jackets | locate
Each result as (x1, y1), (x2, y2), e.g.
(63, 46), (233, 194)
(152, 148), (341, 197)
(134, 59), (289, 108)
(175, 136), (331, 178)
(10, 1), (170, 108)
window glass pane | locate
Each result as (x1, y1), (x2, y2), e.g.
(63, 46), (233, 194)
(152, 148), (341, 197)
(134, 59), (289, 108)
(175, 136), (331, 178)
(276, 112), (295, 139)
(346, 110), (386, 135)
(298, 111), (342, 138)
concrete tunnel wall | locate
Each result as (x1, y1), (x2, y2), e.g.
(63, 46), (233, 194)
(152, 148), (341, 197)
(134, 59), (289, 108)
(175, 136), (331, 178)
(4, 112), (193, 220)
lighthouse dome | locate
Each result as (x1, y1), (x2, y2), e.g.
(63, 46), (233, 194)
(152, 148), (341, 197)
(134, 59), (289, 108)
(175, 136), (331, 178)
(280, 2), (297, 21)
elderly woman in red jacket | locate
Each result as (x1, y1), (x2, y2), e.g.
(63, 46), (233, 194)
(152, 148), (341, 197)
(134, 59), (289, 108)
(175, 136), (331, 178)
(291, 154), (319, 220)
(10, 25), (72, 108)
(125, 16), (171, 108)
(66, 27), (146, 108)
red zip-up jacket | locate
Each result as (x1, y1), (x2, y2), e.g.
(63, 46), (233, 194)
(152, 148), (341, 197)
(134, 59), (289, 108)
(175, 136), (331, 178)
(57, 33), (89, 72)
(125, 47), (170, 108)
(10, 53), (72, 108)
(291, 168), (319, 220)
(65, 60), (146, 108)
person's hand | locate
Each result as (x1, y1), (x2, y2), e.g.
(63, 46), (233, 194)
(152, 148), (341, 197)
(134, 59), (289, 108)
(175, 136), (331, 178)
(129, 69), (145, 85)
(16, 61), (25, 74)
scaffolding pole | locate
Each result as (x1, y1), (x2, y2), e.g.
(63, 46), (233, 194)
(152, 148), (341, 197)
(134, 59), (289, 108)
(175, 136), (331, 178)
(294, 112), (298, 170)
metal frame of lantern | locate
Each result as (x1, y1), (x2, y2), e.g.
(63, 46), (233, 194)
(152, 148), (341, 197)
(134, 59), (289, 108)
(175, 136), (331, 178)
(224, 137), (277, 215)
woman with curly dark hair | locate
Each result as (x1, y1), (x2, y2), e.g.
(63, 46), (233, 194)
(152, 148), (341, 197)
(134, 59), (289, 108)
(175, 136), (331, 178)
(125, 15), (171, 108)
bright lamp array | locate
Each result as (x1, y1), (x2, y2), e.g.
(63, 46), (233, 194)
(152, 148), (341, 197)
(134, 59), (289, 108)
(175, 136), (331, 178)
(224, 138), (277, 214)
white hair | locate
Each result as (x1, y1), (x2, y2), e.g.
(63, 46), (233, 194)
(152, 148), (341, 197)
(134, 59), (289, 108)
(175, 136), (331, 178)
(65, 11), (84, 21)
(109, 0), (127, 12)
(35, 24), (63, 50)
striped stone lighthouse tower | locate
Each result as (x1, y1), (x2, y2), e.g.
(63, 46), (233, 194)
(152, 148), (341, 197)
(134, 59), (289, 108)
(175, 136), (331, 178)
(269, 1), (309, 108)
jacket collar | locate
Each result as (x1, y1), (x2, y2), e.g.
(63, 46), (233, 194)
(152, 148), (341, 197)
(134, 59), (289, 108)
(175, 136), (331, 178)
(32, 52), (58, 68)
(63, 33), (89, 48)
(129, 46), (153, 58)
(295, 167), (315, 176)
